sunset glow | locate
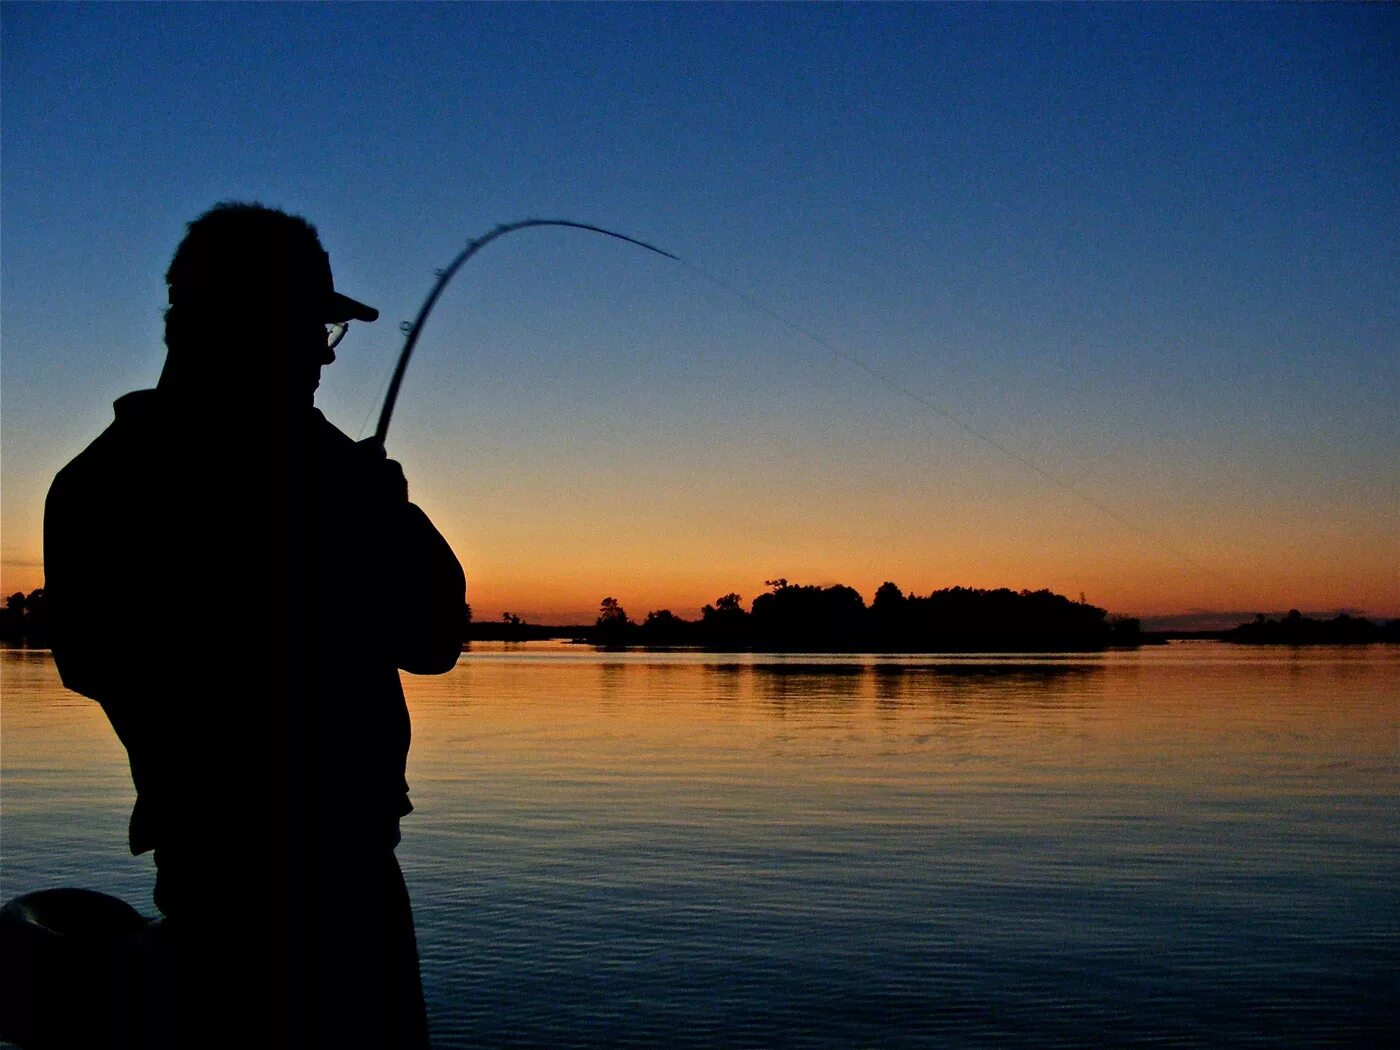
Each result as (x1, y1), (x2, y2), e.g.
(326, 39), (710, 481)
(3, 4), (1396, 630)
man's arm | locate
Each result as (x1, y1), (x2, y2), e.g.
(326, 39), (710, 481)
(44, 463), (136, 702)
(347, 436), (466, 675)
(388, 501), (466, 675)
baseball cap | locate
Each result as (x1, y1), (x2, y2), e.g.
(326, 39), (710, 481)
(166, 203), (379, 324)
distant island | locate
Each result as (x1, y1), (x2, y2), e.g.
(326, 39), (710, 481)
(4, 584), (1395, 652)
(565, 580), (1142, 652)
(478, 586), (1398, 651)
(1222, 609), (1400, 646)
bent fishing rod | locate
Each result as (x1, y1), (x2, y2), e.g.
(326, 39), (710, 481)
(372, 218), (679, 445)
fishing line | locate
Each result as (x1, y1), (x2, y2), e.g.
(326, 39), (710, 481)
(381, 218), (1227, 588)
(671, 259), (1230, 588)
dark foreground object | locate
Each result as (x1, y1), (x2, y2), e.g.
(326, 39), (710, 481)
(0, 889), (157, 1049)
(0, 864), (428, 1049)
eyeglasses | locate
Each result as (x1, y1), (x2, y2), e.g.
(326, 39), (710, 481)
(326, 322), (350, 351)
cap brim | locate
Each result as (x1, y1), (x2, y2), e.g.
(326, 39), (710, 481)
(327, 291), (379, 323)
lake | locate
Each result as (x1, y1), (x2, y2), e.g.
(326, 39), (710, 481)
(2, 643), (1396, 1046)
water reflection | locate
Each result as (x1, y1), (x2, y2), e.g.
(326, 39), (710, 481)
(3, 644), (1397, 1047)
(690, 661), (1107, 740)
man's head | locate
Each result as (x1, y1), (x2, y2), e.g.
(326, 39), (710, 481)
(162, 203), (377, 406)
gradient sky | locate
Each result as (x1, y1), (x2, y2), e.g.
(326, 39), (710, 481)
(3, 2), (1397, 626)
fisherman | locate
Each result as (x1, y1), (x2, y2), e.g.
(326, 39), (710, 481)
(43, 202), (465, 1048)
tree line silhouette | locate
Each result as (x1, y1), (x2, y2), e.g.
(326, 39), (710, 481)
(6, 585), (1395, 651)
(1223, 609), (1400, 645)
(587, 579), (1143, 651)
(0, 589), (48, 646)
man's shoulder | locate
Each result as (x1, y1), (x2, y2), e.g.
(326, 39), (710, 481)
(49, 391), (160, 496)
(308, 408), (356, 450)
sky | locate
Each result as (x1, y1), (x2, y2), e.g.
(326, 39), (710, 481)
(2, 2), (1397, 628)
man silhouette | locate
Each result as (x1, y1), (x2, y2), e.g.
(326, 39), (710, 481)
(43, 203), (465, 1047)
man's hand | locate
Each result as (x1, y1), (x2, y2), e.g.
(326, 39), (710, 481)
(354, 438), (409, 504)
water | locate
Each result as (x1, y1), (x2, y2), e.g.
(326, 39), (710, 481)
(3, 643), (1397, 1046)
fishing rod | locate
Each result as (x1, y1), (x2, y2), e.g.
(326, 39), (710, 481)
(373, 218), (678, 445)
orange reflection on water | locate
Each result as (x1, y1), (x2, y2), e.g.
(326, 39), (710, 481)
(400, 643), (1399, 832)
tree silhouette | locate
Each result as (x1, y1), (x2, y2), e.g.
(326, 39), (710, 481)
(0, 588), (47, 645)
(1226, 610), (1392, 644)
(699, 592), (749, 647)
(714, 593), (743, 613)
(594, 596), (631, 646)
(0, 592), (25, 641)
(637, 608), (694, 646)
(750, 580), (866, 648)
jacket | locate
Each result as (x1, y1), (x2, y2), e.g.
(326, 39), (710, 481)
(44, 388), (465, 858)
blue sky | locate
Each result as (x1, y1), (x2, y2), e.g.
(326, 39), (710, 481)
(3, 2), (1397, 623)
